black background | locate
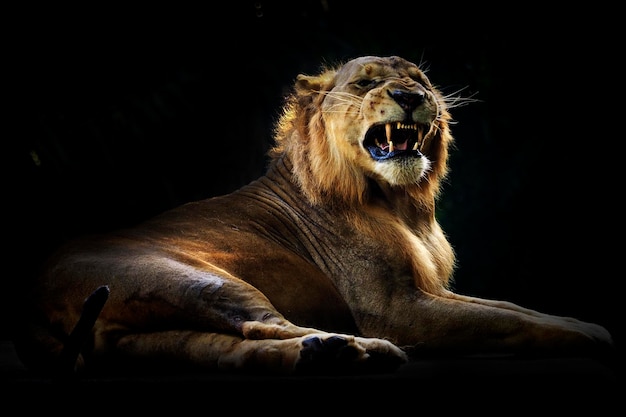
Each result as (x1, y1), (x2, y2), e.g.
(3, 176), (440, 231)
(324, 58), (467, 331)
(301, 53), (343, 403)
(5, 1), (623, 360)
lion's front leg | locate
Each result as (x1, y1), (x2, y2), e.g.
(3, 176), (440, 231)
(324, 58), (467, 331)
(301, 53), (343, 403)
(220, 332), (407, 374)
(114, 329), (407, 374)
(240, 320), (408, 373)
(359, 289), (614, 357)
(442, 290), (614, 348)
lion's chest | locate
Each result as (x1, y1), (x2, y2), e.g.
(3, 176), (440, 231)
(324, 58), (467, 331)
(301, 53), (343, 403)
(306, 212), (452, 299)
(302, 219), (424, 289)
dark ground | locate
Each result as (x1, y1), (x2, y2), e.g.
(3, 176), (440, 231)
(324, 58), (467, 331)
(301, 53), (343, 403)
(3, 1), (624, 406)
(0, 339), (620, 411)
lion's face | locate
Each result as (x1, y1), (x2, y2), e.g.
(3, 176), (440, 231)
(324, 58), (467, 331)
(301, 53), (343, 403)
(274, 55), (452, 206)
(320, 56), (444, 186)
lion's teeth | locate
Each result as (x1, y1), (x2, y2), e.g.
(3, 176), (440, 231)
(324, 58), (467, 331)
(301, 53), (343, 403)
(381, 122), (422, 152)
(394, 122), (418, 130)
(412, 127), (422, 151)
(385, 123), (394, 152)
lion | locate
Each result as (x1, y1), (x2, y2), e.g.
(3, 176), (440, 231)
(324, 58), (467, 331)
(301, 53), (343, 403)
(13, 55), (613, 376)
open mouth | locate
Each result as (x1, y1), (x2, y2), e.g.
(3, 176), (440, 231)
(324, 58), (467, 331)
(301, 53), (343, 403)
(364, 122), (428, 161)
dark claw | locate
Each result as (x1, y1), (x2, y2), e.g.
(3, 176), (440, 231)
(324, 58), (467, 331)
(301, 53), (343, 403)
(296, 335), (398, 375)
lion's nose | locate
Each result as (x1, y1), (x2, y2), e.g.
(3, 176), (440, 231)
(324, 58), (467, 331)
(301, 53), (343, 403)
(388, 90), (425, 113)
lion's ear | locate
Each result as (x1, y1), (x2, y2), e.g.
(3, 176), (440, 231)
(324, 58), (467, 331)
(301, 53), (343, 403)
(295, 72), (335, 96)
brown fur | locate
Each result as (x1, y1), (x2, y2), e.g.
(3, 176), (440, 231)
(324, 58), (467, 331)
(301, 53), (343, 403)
(14, 56), (613, 375)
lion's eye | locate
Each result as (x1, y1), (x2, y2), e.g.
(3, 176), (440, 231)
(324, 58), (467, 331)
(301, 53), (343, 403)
(354, 79), (377, 88)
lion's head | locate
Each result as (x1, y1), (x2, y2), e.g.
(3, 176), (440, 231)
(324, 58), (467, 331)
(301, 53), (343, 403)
(270, 55), (455, 209)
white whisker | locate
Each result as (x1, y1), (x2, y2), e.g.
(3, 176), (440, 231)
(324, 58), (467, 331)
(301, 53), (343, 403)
(318, 90), (363, 115)
(440, 85), (481, 110)
(319, 90), (364, 104)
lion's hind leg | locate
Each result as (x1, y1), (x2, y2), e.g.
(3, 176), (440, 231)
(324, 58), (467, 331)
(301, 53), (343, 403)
(114, 328), (407, 375)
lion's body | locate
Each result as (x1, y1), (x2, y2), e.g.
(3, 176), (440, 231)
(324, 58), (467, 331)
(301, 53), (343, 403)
(14, 56), (613, 375)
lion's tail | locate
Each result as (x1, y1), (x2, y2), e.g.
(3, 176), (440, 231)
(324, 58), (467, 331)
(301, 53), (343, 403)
(57, 285), (110, 376)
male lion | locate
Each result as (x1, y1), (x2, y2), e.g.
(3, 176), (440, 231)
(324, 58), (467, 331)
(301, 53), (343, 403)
(14, 55), (613, 376)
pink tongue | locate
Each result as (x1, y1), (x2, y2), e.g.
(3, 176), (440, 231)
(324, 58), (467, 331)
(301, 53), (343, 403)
(380, 141), (408, 151)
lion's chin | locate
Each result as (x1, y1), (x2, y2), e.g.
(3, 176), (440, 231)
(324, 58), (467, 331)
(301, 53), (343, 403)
(372, 156), (430, 186)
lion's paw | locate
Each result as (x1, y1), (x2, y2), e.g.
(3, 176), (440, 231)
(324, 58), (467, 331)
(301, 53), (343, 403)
(568, 319), (615, 350)
(294, 334), (407, 374)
